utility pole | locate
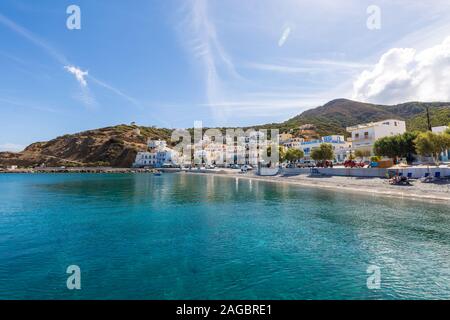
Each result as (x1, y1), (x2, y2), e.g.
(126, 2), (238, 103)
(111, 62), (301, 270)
(426, 107), (432, 131)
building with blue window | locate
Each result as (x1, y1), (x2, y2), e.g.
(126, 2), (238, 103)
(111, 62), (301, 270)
(299, 135), (351, 163)
(432, 126), (450, 162)
(133, 140), (179, 168)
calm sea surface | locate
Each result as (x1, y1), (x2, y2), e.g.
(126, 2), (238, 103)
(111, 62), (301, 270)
(0, 173), (449, 299)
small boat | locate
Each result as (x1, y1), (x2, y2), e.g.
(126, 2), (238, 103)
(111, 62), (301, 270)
(153, 170), (162, 176)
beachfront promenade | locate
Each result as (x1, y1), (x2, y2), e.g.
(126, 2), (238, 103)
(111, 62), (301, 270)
(184, 166), (450, 203)
(277, 166), (450, 179)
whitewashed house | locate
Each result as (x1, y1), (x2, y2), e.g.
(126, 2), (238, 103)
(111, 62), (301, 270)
(133, 140), (179, 168)
(299, 135), (350, 163)
(282, 137), (304, 149)
(346, 120), (406, 156)
(432, 125), (450, 162)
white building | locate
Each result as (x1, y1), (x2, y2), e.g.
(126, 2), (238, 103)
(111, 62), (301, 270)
(133, 140), (179, 168)
(148, 140), (167, 149)
(235, 131), (266, 166)
(299, 135), (350, 163)
(432, 125), (449, 134)
(346, 119), (406, 155)
(190, 131), (267, 167)
(432, 125), (449, 162)
(282, 137), (304, 149)
(194, 141), (225, 166)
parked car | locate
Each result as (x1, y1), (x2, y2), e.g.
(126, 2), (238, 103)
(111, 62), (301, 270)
(242, 165), (253, 171)
(316, 160), (334, 168)
(297, 161), (315, 168)
(298, 164), (313, 168)
(344, 160), (365, 168)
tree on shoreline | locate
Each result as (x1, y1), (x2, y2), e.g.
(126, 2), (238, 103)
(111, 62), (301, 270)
(414, 131), (450, 165)
(285, 148), (304, 163)
(266, 145), (286, 164)
(373, 132), (418, 164)
(354, 149), (371, 160)
(311, 143), (334, 162)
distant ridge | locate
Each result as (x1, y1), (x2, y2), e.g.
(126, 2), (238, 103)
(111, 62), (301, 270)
(1, 99), (449, 168)
(254, 99), (450, 136)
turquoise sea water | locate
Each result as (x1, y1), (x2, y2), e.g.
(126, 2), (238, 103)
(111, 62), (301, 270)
(0, 173), (449, 299)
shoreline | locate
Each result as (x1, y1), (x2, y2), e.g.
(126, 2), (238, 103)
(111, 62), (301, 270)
(0, 167), (154, 174)
(182, 170), (450, 204)
(1, 167), (450, 204)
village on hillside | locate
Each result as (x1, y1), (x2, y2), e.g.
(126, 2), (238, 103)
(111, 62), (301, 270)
(132, 119), (450, 180)
(1, 117), (449, 185)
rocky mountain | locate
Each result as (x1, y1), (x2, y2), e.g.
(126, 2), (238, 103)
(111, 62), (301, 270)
(1, 99), (449, 168)
(0, 125), (172, 168)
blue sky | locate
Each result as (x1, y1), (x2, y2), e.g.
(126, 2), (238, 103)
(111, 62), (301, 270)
(1, 0), (450, 151)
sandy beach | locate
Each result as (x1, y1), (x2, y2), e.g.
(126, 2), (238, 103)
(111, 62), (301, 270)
(184, 169), (450, 203)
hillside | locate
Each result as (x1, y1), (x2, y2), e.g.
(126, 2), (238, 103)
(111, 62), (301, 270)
(1, 99), (449, 168)
(275, 99), (450, 136)
(406, 106), (450, 132)
(0, 125), (172, 168)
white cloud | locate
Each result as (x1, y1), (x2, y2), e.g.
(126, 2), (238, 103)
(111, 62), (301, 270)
(73, 87), (98, 108)
(1, 13), (145, 110)
(64, 65), (98, 108)
(0, 143), (25, 152)
(247, 62), (314, 74)
(200, 99), (320, 111)
(353, 37), (450, 104)
(294, 59), (372, 69)
(89, 76), (140, 108)
(278, 27), (291, 47)
(64, 65), (88, 87)
(0, 13), (68, 65)
(180, 0), (242, 122)
(247, 59), (372, 75)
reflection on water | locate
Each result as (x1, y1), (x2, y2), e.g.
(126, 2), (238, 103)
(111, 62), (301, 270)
(0, 173), (449, 299)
